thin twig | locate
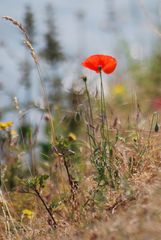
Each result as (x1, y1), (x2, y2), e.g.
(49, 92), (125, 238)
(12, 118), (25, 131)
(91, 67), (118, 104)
(34, 188), (57, 229)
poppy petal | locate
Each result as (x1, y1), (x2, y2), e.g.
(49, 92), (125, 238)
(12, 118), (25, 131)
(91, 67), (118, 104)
(102, 58), (117, 74)
(81, 59), (99, 73)
(81, 54), (117, 74)
(82, 55), (102, 72)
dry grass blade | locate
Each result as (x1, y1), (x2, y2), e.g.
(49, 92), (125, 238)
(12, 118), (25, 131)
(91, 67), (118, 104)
(2, 16), (30, 42)
(2, 16), (39, 64)
(2, 15), (55, 144)
(24, 40), (38, 64)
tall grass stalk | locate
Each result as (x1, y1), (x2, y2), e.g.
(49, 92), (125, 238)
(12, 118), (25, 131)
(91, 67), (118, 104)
(83, 77), (96, 146)
(2, 16), (56, 146)
(99, 70), (110, 146)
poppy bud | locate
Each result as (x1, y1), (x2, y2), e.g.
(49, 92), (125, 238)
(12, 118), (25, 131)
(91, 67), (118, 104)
(81, 75), (87, 82)
(44, 113), (50, 122)
(154, 123), (159, 132)
(98, 65), (102, 72)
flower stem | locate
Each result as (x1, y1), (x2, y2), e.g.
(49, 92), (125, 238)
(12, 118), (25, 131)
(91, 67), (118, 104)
(84, 81), (96, 146)
(62, 155), (76, 200)
(99, 71), (110, 145)
(34, 188), (57, 229)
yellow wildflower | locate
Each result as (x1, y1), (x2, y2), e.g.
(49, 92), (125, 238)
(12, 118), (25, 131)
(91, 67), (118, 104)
(6, 121), (13, 127)
(10, 130), (18, 136)
(68, 133), (77, 141)
(0, 121), (13, 130)
(112, 84), (125, 95)
(22, 209), (34, 219)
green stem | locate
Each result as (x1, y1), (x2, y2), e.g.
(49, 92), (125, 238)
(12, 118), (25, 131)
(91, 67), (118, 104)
(84, 81), (96, 146)
(35, 188), (57, 228)
(99, 71), (110, 145)
(63, 156), (75, 200)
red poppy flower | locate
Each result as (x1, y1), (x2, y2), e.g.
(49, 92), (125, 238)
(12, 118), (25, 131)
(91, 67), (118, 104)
(81, 54), (117, 74)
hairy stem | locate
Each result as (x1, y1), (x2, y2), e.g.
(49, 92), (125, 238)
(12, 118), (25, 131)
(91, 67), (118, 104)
(99, 71), (110, 145)
(34, 188), (57, 228)
(63, 156), (76, 200)
(84, 81), (96, 146)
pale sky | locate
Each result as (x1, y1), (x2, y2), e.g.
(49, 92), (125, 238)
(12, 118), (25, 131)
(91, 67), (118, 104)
(0, 0), (160, 122)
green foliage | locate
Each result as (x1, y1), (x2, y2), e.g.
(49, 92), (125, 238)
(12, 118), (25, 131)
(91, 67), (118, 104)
(20, 5), (35, 97)
(25, 174), (49, 190)
(18, 123), (32, 145)
(39, 142), (52, 161)
(24, 5), (35, 44)
(94, 189), (106, 204)
(129, 46), (161, 99)
(42, 32), (64, 64)
(41, 3), (64, 64)
(48, 76), (64, 105)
